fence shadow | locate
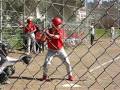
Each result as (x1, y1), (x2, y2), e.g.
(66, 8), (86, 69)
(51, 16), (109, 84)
(10, 76), (40, 81)
(10, 76), (86, 82)
(10, 76), (74, 81)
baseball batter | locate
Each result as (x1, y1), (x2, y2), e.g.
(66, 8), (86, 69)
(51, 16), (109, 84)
(41, 17), (75, 81)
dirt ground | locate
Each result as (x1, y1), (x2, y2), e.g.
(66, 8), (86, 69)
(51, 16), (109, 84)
(1, 38), (120, 90)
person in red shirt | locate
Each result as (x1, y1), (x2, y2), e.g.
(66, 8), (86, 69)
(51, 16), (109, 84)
(35, 28), (45, 54)
(24, 19), (37, 55)
(41, 17), (75, 81)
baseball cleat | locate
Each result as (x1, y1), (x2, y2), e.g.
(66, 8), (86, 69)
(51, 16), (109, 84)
(40, 75), (51, 81)
(67, 75), (75, 81)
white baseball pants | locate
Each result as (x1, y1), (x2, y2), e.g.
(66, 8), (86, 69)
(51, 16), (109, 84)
(27, 33), (36, 54)
(43, 48), (72, 76)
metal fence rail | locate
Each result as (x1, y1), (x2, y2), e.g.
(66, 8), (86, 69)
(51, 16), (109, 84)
(0, 0), (120, 90)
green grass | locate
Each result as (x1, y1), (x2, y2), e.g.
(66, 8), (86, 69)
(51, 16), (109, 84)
(96, 28), (111, 38)
(2, 28), (23, 49)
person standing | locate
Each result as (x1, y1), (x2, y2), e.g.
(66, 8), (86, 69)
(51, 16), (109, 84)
(90, 23), (95, 45)
(35, 28), (45, 54)
(111, 26), (115, 41)
(24, 19), (37, 55)
(41, 17), (75, 81)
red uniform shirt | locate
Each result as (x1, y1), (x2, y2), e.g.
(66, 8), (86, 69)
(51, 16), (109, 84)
(24, 21), (36, 33)
(47, 28), (64, 50)
(35, 32), (42, 42)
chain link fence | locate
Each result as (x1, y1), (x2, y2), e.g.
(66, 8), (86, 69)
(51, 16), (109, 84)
(0, 0), (120, 90)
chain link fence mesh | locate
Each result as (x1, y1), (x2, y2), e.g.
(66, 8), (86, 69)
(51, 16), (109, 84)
(0, 0), (120, 90)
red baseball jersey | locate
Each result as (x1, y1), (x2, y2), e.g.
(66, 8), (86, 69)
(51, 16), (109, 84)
(47, 28), (64, 50)
(24, 21), (36, 33)
(35, 32), (42, 42)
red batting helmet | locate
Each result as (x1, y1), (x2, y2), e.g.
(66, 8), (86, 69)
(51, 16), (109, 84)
(52, 17), (63, 26)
